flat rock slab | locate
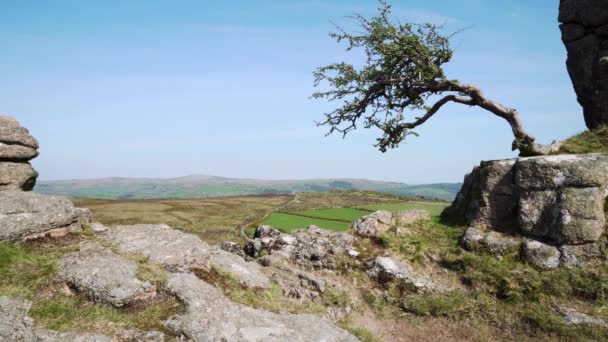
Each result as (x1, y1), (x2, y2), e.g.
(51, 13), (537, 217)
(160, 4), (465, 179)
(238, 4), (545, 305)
(0, 297), (37, 342)
(0, 191), (81, 242)
(165, 272), (358, 342)
(209, 250), (271, 289)
(58, 241), (156, 307)
(102, 224), (211, 272)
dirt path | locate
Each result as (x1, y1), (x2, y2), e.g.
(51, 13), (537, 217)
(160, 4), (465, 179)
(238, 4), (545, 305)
(238, 193), (299, 241)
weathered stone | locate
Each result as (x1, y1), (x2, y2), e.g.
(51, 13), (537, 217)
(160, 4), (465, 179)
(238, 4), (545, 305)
(393, 209), (431, 226)
(558, 306), (606, 326)
(101, 224), (211, 273)
(91, 222), (110, 233)
(0, 297), (37, 342)
(448, 154), (608, 265)
(209, 249), (271, 289)
(352, 211), (394, 237)
(0, 191), (81, 242)
(516, 154), (608, 190)
(0, 162), (38, 191)
(219, 241), (242, 254)
(445, 159), (518, 232)
(559, 0), (608, 129)
(560, 242), (606, 267)
(560, 23), (586, 43)
(553, 187), (606, 244)
(0, 143), (38, 161)
(165, 272), (358, 342)
(58, 241), (156, 307)
(461, 228), (521, 256)
(245, 225), (357, 270)
(522, 240), (560, 270)
(254, 224), (281, 239)
(368, 256), (447, 293)
(74, 207), (93, 224)
(34, 330), (112, 342)
(559, 0), (608, 27)
(0, 115), (39, 149)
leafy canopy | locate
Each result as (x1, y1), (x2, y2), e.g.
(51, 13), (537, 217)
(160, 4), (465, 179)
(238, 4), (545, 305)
(312, 1), (459, 152)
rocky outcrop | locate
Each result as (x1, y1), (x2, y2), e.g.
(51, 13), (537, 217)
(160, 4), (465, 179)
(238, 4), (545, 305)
(367, 256), (447, 293)
(102, 224), (269, 289)
(58, 241), (157, 307)
(447, 154), (608, 267)
(461, 227), (522, 256)
(245, 225), (358, 270)
(0, 115), (88, 242)
(0, 116), (38, 191)
(559, 0), (608, 129)
(0, 191), (82, 242)
(165, 272), (358, 342)
(352, 210), (431, 238)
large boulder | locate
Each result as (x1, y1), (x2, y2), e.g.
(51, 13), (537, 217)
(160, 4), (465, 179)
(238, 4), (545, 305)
(351, 211), (394, 237)
(58, 241), (157, 307)
(447, 154), (608, 266)
(559, 0), (608, 129)
(0, 191), (82, 242)
(165, 272), (358, 342)
(367, 256), (447, 293)
(245, 225), (358, 270)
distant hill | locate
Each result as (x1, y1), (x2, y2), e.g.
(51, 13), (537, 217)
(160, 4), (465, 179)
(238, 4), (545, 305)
(35, 175), (461, 201)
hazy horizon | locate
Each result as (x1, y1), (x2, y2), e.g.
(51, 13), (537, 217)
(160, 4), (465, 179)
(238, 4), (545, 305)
(2, 0), (581, 184)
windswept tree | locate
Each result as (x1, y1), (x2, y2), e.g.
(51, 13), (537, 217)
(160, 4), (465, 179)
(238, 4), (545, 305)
(313, 1), (559, 157)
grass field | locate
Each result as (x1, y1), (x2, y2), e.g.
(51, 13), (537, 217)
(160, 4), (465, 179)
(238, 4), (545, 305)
(261, 212), (353, 232)
(260, 200), (449, 233)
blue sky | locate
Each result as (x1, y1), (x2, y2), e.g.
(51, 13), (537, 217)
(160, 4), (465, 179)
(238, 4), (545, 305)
(0, 0), (581, 183)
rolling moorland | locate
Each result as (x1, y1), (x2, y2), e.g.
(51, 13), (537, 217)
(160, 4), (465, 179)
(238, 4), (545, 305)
(35, 175), (461, 201)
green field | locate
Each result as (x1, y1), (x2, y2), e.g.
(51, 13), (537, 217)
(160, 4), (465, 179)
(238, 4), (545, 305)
(357, 201), (449, 217)
(289, 208), (373, 221)
(261, 201), (448, 233)
(260, 212), (353, 232)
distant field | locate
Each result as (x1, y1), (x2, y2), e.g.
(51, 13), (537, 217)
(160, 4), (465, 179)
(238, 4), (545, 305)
(357, 201), (449, 217)
(261, 200), (448, 233)
(74, 191), (429, 242)
(289, 208), (373, 221)
(261, 213), (353, 232)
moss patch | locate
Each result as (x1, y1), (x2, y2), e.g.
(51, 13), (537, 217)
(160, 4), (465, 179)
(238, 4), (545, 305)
(558, 126), (608, 154)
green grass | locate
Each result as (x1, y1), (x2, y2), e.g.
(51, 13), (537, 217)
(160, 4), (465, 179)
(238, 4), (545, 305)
(261, 200), (446, 233)
(261, 212), (352, 233)
(288, 208), (373, 221)
(358, 201), (449, 217)
(559, 125), (608, 154)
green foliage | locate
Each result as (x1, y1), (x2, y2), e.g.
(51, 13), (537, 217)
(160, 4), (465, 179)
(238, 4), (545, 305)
(313, 0), (458, 152)
(558, 125), (608, 154)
